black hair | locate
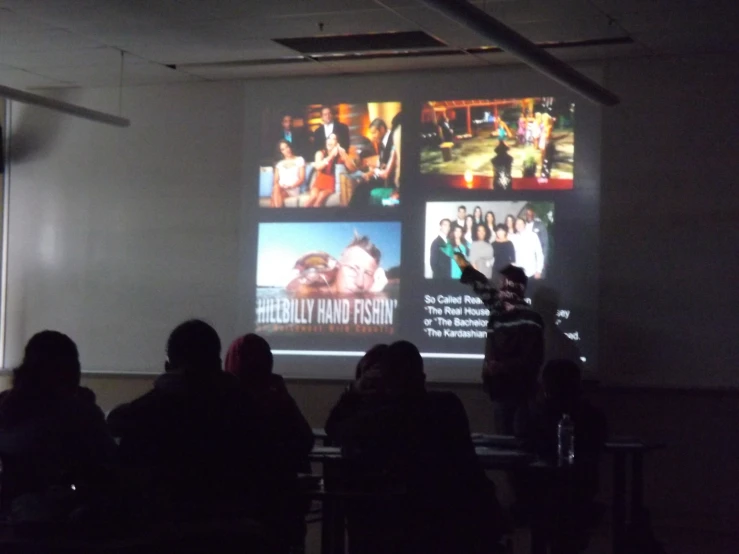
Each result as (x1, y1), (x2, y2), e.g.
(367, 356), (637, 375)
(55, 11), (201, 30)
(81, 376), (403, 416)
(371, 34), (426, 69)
(439, 218), (451, 227)
(355, 344), (389, 380)
(494, 223), (508, 233)
(458, 205), (467, 212)
(13, 330), (80, 392)
(240, 334), (274, 380)
(474, 223), (488, 240)
(390, 111), (403, 130)
(277, 139), (293, 157)
(381, 341), (425, 394)
(166, 319), (221, 374)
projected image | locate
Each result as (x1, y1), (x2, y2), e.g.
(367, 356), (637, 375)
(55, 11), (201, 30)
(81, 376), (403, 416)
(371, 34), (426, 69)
(419, 98), (574, 190)
(424, 201), (554, 281)
(256, 221), (401, 336)
(258, 103), (402, 208)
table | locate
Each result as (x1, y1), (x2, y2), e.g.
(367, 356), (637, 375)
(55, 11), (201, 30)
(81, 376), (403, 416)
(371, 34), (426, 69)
(308, 445), (539, 554)
(312, 429), (665, 554)
(605, 439), (665, 554)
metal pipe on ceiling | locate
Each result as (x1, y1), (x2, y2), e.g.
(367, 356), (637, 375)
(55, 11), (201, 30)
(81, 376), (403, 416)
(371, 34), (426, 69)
(418, 0), (620, 106)
(0, 85), (130, 127)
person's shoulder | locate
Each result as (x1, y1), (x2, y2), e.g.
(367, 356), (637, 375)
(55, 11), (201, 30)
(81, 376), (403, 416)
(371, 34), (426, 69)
(426, 390), (466, 414)
(106, 389), (160, 430)
(514, 305), (544, 326)
(579, 399), (607, 424)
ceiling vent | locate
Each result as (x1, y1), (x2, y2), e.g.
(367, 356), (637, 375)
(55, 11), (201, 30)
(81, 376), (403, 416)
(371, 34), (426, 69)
(273, 31), (447, 55)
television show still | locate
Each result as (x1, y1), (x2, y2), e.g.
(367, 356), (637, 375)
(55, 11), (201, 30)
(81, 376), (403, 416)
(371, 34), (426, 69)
(419, 97), (574, 190)
(424, 201), (554, 282)
(258, 103), (402, 208)
(255, 221), (401, 336)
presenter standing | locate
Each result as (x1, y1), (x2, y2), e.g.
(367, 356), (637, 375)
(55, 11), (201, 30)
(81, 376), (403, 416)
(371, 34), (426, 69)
(455, 254), (544, 434)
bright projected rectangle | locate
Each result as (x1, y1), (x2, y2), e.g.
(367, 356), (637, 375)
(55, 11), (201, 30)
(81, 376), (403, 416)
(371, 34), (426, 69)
(257, 102), (402, 209)
(255, 221), (401, 343)
(420, 97), (574, 190)
(242, 90), (599, 381)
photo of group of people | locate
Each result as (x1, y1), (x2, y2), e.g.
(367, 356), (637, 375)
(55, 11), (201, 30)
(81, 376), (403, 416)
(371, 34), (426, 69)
(424, 201), (553, 282)
(258, 103), (402, 208)
(419, 97), (575, 190)
(255, 222), (401, 336)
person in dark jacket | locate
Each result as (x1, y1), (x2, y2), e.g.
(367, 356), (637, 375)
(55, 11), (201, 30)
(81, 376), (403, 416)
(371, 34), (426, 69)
(326, 341), (507, 554)
(224, 333), (314, 473)
(456, 254), (544, 433)
(107, 320), (296, 542)
(514, 359), (608, 552)
(224, 333), (313, 551)
(0, 331), (116, 510)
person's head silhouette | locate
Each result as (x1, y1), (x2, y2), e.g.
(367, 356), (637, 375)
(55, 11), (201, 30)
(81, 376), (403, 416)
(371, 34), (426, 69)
(14, 330), (80, 395)
(541, 358), (581, 409)
(380, 340), (425, 395)
(165, 319), (221, 376)
(355, 344), (389, 381)
(225, 333), (274, 387)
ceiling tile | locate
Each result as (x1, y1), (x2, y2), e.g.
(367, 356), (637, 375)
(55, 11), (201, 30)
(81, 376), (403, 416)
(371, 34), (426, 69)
(0, 29), (103, 53)
(32, 62), (199, 88)
(225, 9), (417, 40)
(459, 0), (603, 25)
(392, 6), (489, 48)
(0, 47), (149, 69)
(588, 0), (737, 16)
(0, 7), (58, 33)
(319, 52), (485, 73)
(0, 0), (103, 10)
(184, 60), (337, 80)
(507, 17), (624, 43)
(121, 42), (299, 65)
(0, 65), (71, 88)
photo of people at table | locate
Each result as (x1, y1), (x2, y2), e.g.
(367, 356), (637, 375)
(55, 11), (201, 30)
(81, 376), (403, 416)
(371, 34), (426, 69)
(424, 201), (553, 281)
(419, 97), (574, 190)
(257, 103), (402, 208)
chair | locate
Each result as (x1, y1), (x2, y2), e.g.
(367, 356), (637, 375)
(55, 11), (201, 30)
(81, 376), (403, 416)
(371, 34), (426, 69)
(259, 164), (343, 208)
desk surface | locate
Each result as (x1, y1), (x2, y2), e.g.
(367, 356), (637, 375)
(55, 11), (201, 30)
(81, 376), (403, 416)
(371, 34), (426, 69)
(313, 429), (664, 453)
(310, 445), (535, 470)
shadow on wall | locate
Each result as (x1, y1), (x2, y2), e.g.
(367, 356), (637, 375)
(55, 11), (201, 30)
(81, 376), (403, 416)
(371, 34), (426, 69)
(8, 90), (83, 165)
(531, 285), (581, 366)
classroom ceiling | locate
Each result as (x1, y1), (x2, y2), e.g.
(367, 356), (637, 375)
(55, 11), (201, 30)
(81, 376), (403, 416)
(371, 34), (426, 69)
(0, 0), (734, 89)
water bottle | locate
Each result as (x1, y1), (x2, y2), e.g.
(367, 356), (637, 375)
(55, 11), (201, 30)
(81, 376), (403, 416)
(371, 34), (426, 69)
(557, 414), (575, 466)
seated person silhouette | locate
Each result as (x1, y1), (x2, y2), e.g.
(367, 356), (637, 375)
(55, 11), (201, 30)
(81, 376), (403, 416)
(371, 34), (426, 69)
(0, 331), (116, 513)
(224, 333), (313, 550)
(326, 341), (507, 554)
(225, 333), (314, 472)
(107, 320), (297, 542)
(514, 359), (608, 552)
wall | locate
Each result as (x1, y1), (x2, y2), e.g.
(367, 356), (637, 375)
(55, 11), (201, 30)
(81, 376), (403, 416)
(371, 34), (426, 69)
(598, 55), (739, 389)
(4, 82), (244, 371)
(4, 54), (739, 534)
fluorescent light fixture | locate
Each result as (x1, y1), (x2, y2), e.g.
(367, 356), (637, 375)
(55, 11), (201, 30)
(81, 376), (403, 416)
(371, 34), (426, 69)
(0, 84), (130, 128)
